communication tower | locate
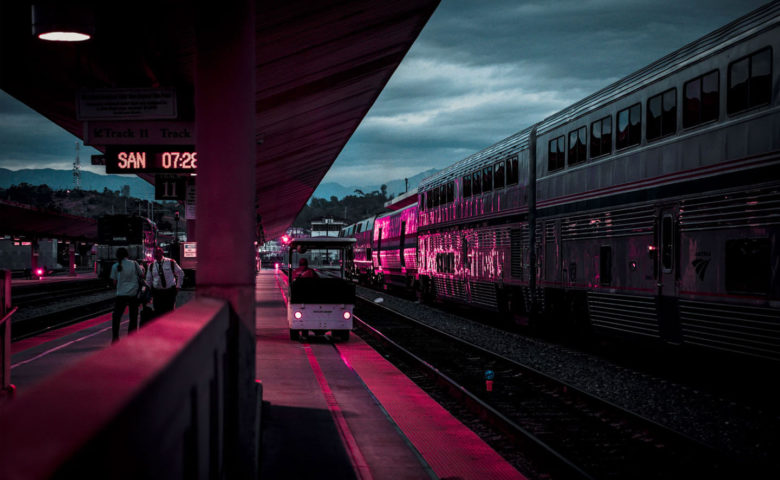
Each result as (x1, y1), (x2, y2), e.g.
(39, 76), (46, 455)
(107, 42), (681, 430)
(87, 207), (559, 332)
(73, 141), (81, 190)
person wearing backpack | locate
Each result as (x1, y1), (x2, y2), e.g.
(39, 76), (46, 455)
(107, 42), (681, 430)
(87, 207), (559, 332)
(109, 247), (145, 343)
(146, 247), (184, 316)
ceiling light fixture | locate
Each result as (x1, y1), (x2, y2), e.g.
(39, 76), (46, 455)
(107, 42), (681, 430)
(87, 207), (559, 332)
(32, 4), (94, 42)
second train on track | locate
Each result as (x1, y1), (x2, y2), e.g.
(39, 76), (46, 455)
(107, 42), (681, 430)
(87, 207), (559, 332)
(339, 3), (780, 361)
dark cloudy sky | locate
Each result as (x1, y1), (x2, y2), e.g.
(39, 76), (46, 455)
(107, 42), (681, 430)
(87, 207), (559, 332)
(0, 0), (771, 187)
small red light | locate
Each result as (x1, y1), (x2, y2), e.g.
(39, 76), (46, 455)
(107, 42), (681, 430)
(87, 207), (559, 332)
(35, 268), (44, 277)
(281, 235), (290, 244)
(294, 311), (302, 319)
(343, 311), (351, 320)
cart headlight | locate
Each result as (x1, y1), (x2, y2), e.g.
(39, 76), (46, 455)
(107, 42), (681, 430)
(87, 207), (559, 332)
(343, 311), (351, 320)
(294, 311), (303, 319)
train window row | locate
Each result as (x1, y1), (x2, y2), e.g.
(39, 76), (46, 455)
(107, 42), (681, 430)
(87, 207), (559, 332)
(421, 155), (520, 210)
(547, 46), (772, 173)
(425, 181), (455, 209)
(461, 155), (519, 199)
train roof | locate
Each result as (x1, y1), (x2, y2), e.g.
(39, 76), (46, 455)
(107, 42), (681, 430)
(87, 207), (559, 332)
(289, 237), (357, 248)
(384, 188), (418, 211)
(419, 1), (780, 190)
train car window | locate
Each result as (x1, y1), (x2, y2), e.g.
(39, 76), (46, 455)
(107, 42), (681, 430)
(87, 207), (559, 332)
(447, 182), (454, 203)
(472, 170), (482, 195)
(750, 48), (772, 107)
(356, 223), (362, 233)
(548, 135), (565, 172)
(647, 88), (676, 141)
(463, 175), (472, 197)
(506, 155), (519, 185)
(482, 165), (493, 192)
(439, 185), (446, 205)
(558, 136), (565, 168)
(684, 70), (719, 128)
(728, 47), (772, 115)
(568, 126), (587, 165)
(630, 104), (641, 145)
(426, 190), (432, 209)
(494, 161), (505, 189)
(590, 116), (612, 158)
(599, 246), (612, 286)
(601, 117), (612, 155)
(662, 89), (677, 136)
(616, 103), (641, 150)
(590, 119), (601, 158)
(725, 238), (769, 295)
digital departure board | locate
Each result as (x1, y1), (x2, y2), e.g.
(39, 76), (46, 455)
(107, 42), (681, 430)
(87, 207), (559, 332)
(105, 145), (197, 173)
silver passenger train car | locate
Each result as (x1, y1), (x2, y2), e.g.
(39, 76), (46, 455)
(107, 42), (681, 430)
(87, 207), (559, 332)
(412, 3), (780, 360)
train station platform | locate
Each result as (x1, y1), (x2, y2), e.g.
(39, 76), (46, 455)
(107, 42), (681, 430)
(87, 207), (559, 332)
(256, 269), (525, 480)
(6, 271), (524, 479)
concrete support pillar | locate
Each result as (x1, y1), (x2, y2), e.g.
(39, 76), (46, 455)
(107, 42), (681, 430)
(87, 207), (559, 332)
(195, 0), (257, 477)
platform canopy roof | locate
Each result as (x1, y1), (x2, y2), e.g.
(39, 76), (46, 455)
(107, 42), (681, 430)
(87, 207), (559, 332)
(0, 1), (439, 241)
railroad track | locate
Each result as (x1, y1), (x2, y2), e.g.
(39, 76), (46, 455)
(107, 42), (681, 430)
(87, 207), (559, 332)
(11, 279), (110, 308)
(354, 297), (759, 480)
(11, 299), (115, 341)
(10, 279), (116, 341)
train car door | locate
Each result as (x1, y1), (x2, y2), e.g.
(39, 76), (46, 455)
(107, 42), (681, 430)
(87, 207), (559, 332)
(657, 207), (681, 342)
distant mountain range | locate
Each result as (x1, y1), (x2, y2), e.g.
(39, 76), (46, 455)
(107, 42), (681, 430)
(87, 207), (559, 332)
(0, 166), (439, 203)
(0, 168), (155, 200)
(311, 168), (438, 200)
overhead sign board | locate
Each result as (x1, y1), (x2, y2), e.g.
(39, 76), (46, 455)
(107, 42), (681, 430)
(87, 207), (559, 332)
(77, 88), (177, 120)
(154, 175), (187, 201)
(84, 121), (195, 146)
(105, 145), (196, 174)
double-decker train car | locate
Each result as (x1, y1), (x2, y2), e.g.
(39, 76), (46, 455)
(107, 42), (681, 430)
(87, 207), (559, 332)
(345, 3), (780, 360)
(340, 215), (376, 282)
(372, 191), (419, 290)
(96, 215), (158, 280)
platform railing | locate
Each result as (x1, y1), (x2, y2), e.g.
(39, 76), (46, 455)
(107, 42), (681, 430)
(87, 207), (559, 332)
(0, 297), (253, 479)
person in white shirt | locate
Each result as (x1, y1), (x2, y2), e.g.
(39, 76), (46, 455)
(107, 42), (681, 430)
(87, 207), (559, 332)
(145, 247), (184, 315)
(109, 247), (145, 343)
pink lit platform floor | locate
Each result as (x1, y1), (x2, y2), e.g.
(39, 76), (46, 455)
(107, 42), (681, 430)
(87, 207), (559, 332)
(256, 269), (526, 480)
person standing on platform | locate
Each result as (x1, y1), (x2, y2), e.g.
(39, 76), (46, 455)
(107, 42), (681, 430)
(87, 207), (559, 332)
(109, 247), (145, 343)
(146, 247), (183, 316)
